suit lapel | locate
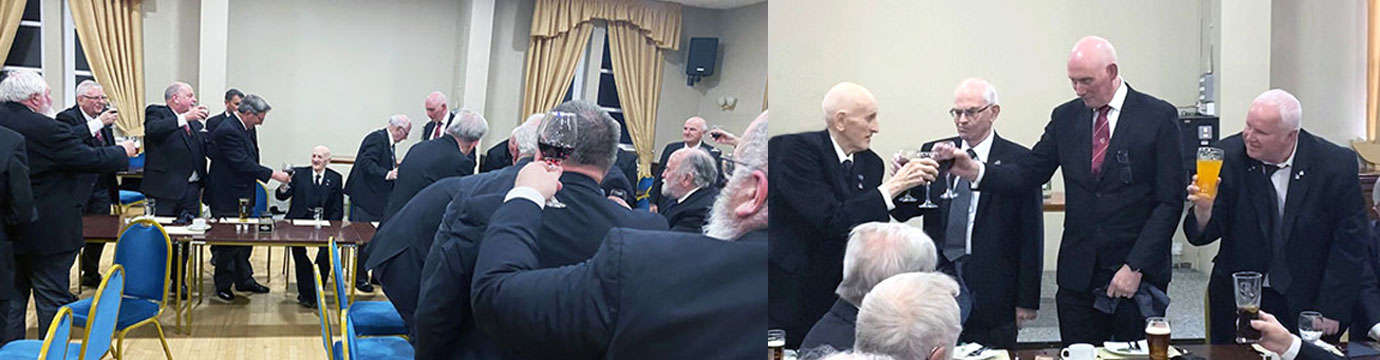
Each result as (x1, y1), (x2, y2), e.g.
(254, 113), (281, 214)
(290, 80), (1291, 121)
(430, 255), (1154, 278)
(1096, 89), (1136, 187)
(1244, 159), (1276, 241)
(817, 131), (850, 195)
(1278, 134), (1314, 246)
(1071, 104), (1095, 187)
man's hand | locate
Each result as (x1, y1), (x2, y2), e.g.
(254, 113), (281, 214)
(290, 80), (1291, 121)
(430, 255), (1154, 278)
(608, 196), (630, 209)
(882, 158), (938, 199)
(270, 170), (291, 183)
(386, 168), (399, 180)
(707, 129), (738, 146)
(98, 109), (118, 126)
(515, 162), (563, 200)
(1186, 175), (1219, 228)
(1107, 265), (1142, 298)
(1317, 317), (1340, 336)
(1251, 310), (1296, 355)
(649, 204), (659, 213)
(1016, 307), (1038, 328)
(184, 105), (209, 121)
(889, 151), (907, 175)
(932, 142), (980, 181)
(119, 140), (137, 157)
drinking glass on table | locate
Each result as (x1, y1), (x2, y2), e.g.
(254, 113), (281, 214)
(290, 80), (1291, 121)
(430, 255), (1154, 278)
(1145, 317), (1171, 360)
(768, 329), (786, 360)
(1234, 271), (1263, 343)
(537, 111), (578, 209)
(312, 207), (324, 230)
(1299, 311), (1323, 343)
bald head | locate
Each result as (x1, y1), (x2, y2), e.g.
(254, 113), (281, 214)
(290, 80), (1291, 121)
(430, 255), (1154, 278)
(425, 91), (449, 122)
(164, 82), (197, 113)
(681, 116), (707, 144)
(310, 145), (332, 171)
(821, 82), (879, 154)
(1244, 89), (1303, 164)
(1067, 36), (1122, 108)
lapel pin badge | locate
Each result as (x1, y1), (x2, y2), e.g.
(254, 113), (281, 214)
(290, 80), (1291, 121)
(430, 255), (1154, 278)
(994, 160), (1002, 166)
(1294, 171), (1304, 180)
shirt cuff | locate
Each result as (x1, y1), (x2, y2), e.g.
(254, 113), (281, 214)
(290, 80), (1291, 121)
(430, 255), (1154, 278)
(878, 187), (895, 211)
(176, 112), (188, 128)
(85, 118), (103, 136)
(1281, 335), (1302, 360)
(504, 187), (546, 209)
(1369, 322), (1380, 341)
(971, 161), (986, 189)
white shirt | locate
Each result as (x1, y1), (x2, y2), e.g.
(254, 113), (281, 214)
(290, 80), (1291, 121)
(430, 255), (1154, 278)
(313, 168), (326, 186)
(81, 109), (103, 136)
(829, 132), (894, 210)
(1370, 322), (1380, 341)
(958, 132), (994, 254)
(677, 187), (701, 204)
(1282, 335), (1302, 360)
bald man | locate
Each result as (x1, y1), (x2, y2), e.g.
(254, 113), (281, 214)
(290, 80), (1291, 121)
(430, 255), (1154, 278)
(1184, 89), (1366, 343)
(649, 116), (723, 209)
(275, 145), (345, 308)
(421, 92), (454, 141)
(768, 82), (938, 347)
(942, 36), (1185, 344)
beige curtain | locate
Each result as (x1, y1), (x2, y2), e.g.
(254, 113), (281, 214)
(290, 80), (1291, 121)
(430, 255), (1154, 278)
(530, 0), (681, 50)
(0, 0), (23, 67)
(1369, 0), (1379, 140)
(520, 22), (594, 122)
(69, 0), (145, 136)
(607, 22), (665, 178)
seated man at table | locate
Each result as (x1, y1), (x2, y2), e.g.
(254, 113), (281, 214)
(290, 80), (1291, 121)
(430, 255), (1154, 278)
(1351, 181), (1380, 342)
(853, 272), (961, 360)
(274, 145), (343, 309)
(1253, 310), (1344, 360)
(656, 147), (720, 232)
(800, 222), (937, 353)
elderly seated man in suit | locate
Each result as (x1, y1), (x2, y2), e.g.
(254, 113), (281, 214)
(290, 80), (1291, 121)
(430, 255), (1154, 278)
(275, 145), (344, 308)
(800, 222), (937, 353)
(656, 147), (720, 232)
(649, 116), (723, 210)
(854, 272), (963, 360)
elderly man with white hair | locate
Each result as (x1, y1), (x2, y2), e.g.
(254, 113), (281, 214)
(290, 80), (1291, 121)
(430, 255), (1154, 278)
(274, 145), (345, 308)
(56, 80), (122, 288)
(344, 114), (413, 292)
(1184, 89), (1367, 343)
(382, 109), (488, 221)
(649, 116), (724, 210)
(0, 70), (133, 341)
(656, 147), (721, 232)
(800, 222), (938, 353)
(854, 272), (962, 360)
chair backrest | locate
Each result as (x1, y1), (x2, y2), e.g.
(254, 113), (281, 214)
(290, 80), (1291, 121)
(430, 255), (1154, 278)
(339, 309), (359, 360)
(327, 238), (348, 310)
(113, 218), (171, 303)
(128, 153), (145, 170)
(36, 307), (72, 360)
(312, 267), (334, 360)
(254, 181), (270, 216)
(79, 265), (125, 360)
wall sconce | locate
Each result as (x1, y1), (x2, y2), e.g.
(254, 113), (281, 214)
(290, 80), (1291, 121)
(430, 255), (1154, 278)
(718, 96), (737, 111)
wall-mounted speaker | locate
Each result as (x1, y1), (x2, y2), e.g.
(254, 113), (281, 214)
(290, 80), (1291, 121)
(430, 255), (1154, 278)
(686, 37), (718, 85)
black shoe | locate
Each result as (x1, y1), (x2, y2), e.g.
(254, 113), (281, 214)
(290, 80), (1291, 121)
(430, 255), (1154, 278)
(178, 284), (189, 300)
(370, 276), (381, 285)
(236, 280), (270, 294)
(297, 298), (318, 309)
(216, 289), (235, 301)
(355, 281), (375, 293)
(80, 275), (100, 288)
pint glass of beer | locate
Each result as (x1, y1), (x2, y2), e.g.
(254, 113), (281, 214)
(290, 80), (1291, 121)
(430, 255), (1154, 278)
(1146, 317), (1171, 360)
(768, 329), (786, 360)
(1197, 147), (1224, 197)
(1233, 271), (1263, 343)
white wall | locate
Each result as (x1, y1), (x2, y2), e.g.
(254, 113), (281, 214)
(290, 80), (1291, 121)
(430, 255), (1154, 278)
(479, 0), (537, 148)
(1270, 0), (1367, 144)
(141, 0), (200, 109)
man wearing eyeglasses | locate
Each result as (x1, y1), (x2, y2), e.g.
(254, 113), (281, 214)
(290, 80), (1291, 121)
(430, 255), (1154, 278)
(940, 36), (1185, 344)
(55, 80), (120, 288)
(889, 78), (1042, 350)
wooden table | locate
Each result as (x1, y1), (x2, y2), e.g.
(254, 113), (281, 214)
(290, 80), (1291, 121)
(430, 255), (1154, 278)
(1043, 192), (1065, 212)
(1011, 342), (1380, 360)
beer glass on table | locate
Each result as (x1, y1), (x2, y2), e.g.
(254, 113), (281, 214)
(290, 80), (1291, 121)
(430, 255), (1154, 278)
(1196, 147), (1224, 197)
(1234, 271), (1263, 343)
(768, 329), (785, 360)
(237, 198), (252, 232)
(1145, 317), (1171, 360)
(1299, 311), (1323, 343)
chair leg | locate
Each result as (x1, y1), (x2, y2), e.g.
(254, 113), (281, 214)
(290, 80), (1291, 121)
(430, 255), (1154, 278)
(115, 330), (125, 360)
(154, 321), (174, 360)
(264, 246), (272, 285)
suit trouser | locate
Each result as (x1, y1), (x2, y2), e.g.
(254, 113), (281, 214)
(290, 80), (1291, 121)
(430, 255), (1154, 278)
(291, 246), (330, 302)
(348, 203), (376, 284)
(1208, 272), (1292, 344)
(78, 186), (114, 281)
(945, 258), (1018, 350)
(147, 182), (201, 287)
(374, 251), (422, 334)
(1056, 269), (1145, 345)
(4, 250), (79, 341)
(211, 206), (254, 291)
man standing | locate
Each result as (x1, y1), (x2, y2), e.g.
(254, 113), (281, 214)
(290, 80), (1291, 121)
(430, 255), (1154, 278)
(0, 124), (31, 342)
(344, 114), (410, 292)
(656, 147), (720, 232)
(768, 82), (936, 347)
(421, 91), (454, 141)
(205, 94), (289, 301)
(205, 88), (243, 133)
(0, 70), (134, 341)
(382, 109), (487, 221)
(143, 82), (211, 296)
(275, 145), (344, 308)
(892, 78), (1043, 349)
(649, 116), (721, 209)
(56, 80), (120, 287)
(942, 36), (1185, 344)
(1185, 89), (1365, 342)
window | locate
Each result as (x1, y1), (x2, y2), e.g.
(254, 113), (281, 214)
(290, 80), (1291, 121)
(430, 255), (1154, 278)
(3, 0), (43, 73)
(564, 29), (633, 145)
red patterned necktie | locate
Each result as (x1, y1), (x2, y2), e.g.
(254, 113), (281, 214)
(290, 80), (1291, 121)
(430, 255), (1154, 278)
(432, 123), (442, 139)
(1090, 106), (1111, 177)
(183, 124), (191, 136)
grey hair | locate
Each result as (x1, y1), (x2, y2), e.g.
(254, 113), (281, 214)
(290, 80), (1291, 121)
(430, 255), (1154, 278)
(236, 94), (272, 115)
(0, 70), (48, 103)
(1372, 177), (1380, 205)
(855, 272), (962, 360)
(446, 108), (489, 141)
(511, 114), (544, 157)
(550, 100), (619, 171)
(387, 114), (411, 128)
(1254, 89), (1302, 130)
(671, 148), (718, 189)
(75, 80), (102, 98)
(804, 349), (896, 360)
(163, 82), (190, 101)
(703, 111), (768, 240)
(836, 222), (938, 306)
(955, 78), (998, 106)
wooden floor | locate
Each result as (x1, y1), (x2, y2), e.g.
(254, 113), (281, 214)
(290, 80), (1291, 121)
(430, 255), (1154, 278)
(25, 244), (382, 359)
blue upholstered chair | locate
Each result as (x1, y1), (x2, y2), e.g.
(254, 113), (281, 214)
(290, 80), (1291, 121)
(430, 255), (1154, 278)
(0, 306), (74, 359)
(338, 309), (414, 360)
(327, 239), (406, 337)
(67, 219), (173, 359)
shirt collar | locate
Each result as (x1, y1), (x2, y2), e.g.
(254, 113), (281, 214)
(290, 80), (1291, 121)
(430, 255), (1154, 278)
(80, 108), (96, 123)
(1106, 78), (1128, 113)
(313, 168), (326, 178)
(386, 129), (397, 147)
(238, 115), (252, 131)
(685, 140), (702, 150)
(677, 187), (701, 204)
(1262, 140), (1299, 169)
(828, 132), (853, 164)
(962, 130), (995, 162)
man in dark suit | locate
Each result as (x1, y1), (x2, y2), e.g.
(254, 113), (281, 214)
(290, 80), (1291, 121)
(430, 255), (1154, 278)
(649, 116), (722, 210)
(1185, 90), (1366, 343)
(768, 82), (937, 347)
(941, 37), (1185, 344)
(274, 145), (344, 308)
(344, 115), (410, 292)
(382, 109), (487, 222)
(205, 94), (290, 301)
(0, 125), (32, 339)
(478, 139), (509, 173)
(656, 147), (719, 232)
(204, 88), (242, 133)
(421, 92), (455, 141)
(890, 78), (1044, 349)
(55, 80), (121, 287)
(0, 70), (134, 341)
(800, 222), (937, 353)
(1253, 310), (1345, 360)
(467, 109), (768, 359)
(1351, 184), (1380, 343)
(142, 82), (212, 296)
(412, 100), (668, 359)
(365, 116), (541, 334)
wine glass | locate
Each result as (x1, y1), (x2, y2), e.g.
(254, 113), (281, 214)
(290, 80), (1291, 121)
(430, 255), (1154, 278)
(939, 156), (960, 200)
(894, 149), (921, 203)
(1299, 311), (1323, 343)
(537, 111), (578, 209)
(915, 151), (939, 209)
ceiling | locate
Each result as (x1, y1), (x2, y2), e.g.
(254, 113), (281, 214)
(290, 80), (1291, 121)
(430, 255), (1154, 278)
(660, 0), (766, 10)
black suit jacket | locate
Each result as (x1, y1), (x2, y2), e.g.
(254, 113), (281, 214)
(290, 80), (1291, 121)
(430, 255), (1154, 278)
(0, 126), (30, 300)
(0, 102), (127, 254)
(800, 299), (859, 354)
(205, 111), (235, 134)
(768, 130), (890, 345)
(383, 135), (475, 222)
(55, 106), (117, 212)
(1184, 132), (1366, 323)
(471, 198), (764, 359)
(649, 141), (722, 207)
(979, 86), (1185, 292)
(414, 171), (666, 360)
(205, 117), (272, 215)
(1353, 221), (1380, 341)
(601, 163), (636, 206)
(344, 129), (396, 216)
(273, 167), (344, 220)
(420, 111), (455, 141)
(658, 186), (718, 233)
(141, 105), (210, 201)
(478, 139), (510, 173)
(890, 135), (1044, 331)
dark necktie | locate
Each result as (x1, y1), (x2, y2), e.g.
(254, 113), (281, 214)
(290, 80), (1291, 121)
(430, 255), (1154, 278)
(841, 159), (862, 192)
(1263, 164), (1291, 292)
(390, 144), (398, 169)
(943, 149), (979, 261)
(1091, 106), (1111, 177)
(315, 174), (322, 187)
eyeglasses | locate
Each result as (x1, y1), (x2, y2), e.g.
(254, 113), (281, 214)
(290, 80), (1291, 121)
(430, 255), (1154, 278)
(948, 105), (993, 120)
(721, 155), (750, 177)
(79, 95), (109, 101)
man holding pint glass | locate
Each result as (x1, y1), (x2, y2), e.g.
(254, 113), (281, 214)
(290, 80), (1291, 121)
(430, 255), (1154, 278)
(1183, 89), (1368, 344)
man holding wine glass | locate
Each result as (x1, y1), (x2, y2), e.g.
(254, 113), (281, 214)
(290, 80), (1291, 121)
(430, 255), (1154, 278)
(888, 78), (1043, 350)
(1182, 89), (1367, 344)
(274, 145), (344, 308)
